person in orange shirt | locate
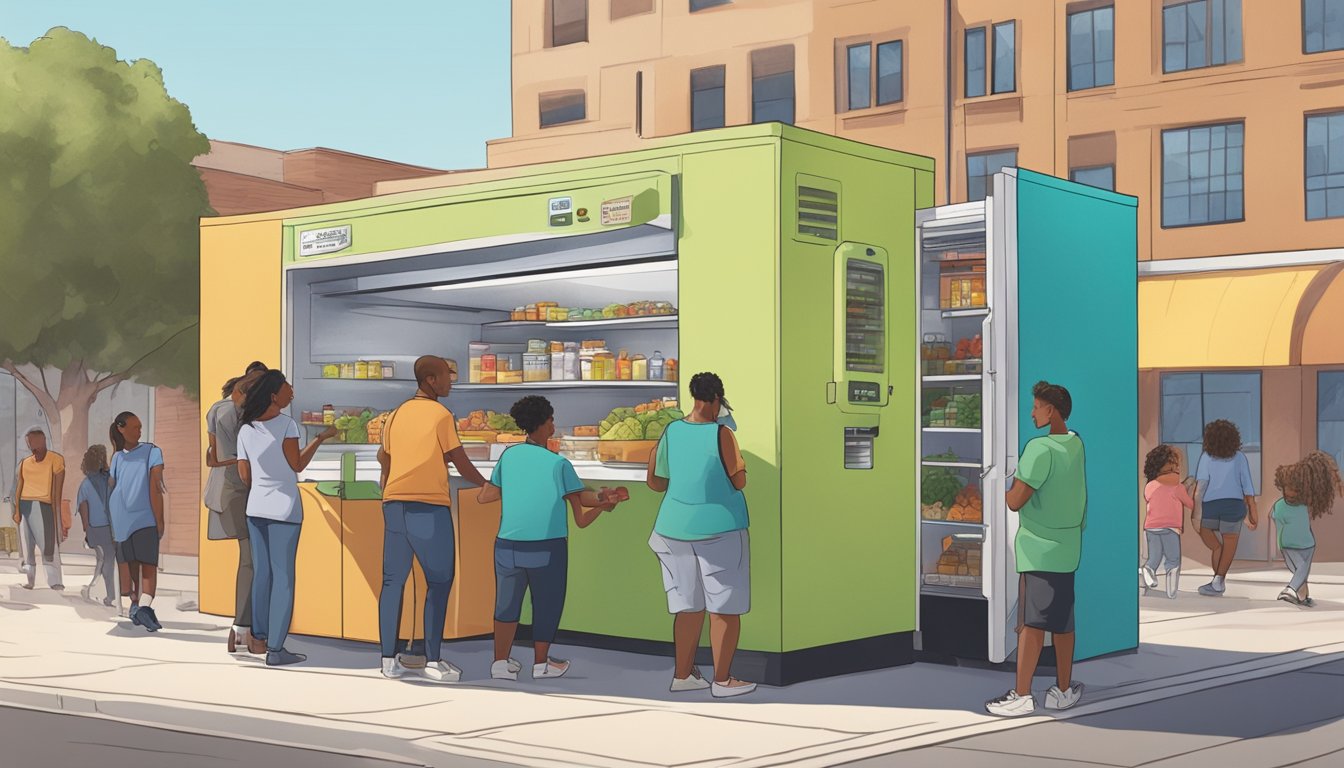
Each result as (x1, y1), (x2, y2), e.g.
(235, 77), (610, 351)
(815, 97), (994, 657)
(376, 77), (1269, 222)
(13, 427), (67, 591)
(376, 356), (487, 683)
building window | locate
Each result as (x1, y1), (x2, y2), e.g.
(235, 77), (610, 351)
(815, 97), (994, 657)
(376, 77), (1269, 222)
(1160, 371), (1262, 496)
(1161, 122), (1244, 227)
(611, 0), (654, 21)
(1068, 5), (1115, 91)
(1305, 0), (1344, 53)
(549, 0), (588, 47)
(691, 0), (731, 10)
(1306, 111), (1344, 220)
(1163, 0), (1242, 73)
(967, 149), (1017, 202)
(691, 66), (726, 131)
(992, 21), (1017, 94)
(847, 44), (871, 111)
(965, 27), (987, 98)
(1070, 165), (1115, 191)
(539, 90), (586, 128)
(751, 45), (795, 125)
(1320, 371), (1344, 472)
(843, 40), (903, 111)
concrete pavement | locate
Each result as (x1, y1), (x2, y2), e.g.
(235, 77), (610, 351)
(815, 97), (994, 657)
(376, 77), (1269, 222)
(1, 550), (1341, 767)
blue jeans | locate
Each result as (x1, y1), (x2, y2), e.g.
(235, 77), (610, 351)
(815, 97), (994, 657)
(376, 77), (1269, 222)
(494, 538), (568, 644)
(247, 517), (302, 653)
(379, 501), (455, 661)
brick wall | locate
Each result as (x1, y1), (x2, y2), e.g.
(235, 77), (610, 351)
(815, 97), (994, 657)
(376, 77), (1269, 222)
(154, 386), (201, 556)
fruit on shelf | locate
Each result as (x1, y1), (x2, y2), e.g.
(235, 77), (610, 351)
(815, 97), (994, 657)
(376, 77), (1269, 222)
(947, 484), (983, 523)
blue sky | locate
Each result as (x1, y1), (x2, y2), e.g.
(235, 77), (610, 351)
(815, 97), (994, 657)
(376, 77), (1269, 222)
(0, 1), (512, 170)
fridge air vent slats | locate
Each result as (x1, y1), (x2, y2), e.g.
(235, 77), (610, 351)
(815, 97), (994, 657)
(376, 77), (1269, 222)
(795, 175), (841, 243)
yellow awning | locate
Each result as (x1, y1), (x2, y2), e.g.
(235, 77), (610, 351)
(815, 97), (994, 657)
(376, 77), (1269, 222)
(1139, 266), (1327, 369)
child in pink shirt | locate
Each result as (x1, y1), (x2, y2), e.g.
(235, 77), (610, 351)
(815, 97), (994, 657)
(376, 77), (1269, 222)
(1142, 445), (1196, 598)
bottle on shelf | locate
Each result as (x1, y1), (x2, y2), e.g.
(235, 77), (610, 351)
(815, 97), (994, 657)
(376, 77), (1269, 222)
(563, 342), (580, 381)
(617, 350), (632, 381)
(664, 358), (678, 382)
(632, 353), (648, 381)
(649, 351), (665, 381)
(322, 404), (335, 425)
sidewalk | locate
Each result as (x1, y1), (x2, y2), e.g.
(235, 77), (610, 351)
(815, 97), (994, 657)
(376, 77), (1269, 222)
(1, 551), (1340, 768)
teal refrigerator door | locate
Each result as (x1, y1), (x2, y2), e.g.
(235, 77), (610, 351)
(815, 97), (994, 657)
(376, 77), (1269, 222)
(1009, 168), (1139, 661)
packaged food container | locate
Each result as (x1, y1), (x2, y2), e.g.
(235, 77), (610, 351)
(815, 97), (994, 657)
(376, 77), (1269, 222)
(568, 308), (585, 322)
(511, 307), (527, 321)
(524, 353), (550, 382)
(366, 360), (383, 379)
(461, 441), (491, 462)
(339, 362), (356, 379)
(554, 436), (599, 462)
(481, 354), (497, 384)
(501, 353), (522, 372)
(664, 358), (678, 382)
(548, 307), (569, 322)
(580, 349), (595, 381)
(322, 364), (340, 379)
(649, 351), (665, 381)
(498, 370), (523, 385)
(563, 342), (580, 380)
(597, 440), (659, 465)
(355, 361), (369, 380)
(322, 404), (335, 425)
(382, 362), (396, 379)
(617, 351), (632, 381)
(581, 339), (606, 350)
(632, 354), (648, 380)
(551, 350), (566, 381)
(525, 303), (539, 321)
(527, 339), (548, 355)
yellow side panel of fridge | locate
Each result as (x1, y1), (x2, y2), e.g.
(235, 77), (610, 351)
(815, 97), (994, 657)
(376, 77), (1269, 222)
(198, 219), (283, 619)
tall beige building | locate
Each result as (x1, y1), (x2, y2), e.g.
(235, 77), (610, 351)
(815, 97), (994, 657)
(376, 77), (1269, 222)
(388, 0), (1344, 562)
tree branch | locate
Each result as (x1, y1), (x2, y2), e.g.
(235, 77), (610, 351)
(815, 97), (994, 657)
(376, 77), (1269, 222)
(94, 320), (198, 392)
(2, 360), (59, 416)
(39, 367), (51, 398)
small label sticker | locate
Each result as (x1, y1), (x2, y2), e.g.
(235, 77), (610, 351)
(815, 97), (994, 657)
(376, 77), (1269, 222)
(548, 197), (573, 226)
(600, 196), (633, 226)
(298, 225), (351, 257)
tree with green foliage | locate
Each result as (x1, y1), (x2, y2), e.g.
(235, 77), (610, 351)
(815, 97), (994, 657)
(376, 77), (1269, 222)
(0, 28), (210, 465)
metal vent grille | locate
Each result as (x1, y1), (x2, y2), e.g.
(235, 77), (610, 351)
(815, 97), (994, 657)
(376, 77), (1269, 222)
(797, 183), (839, 241)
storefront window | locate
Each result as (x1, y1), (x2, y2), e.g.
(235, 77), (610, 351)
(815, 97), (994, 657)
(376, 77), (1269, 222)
(1160, 371), (1261, 493)
(1319, 371), (1344, 469)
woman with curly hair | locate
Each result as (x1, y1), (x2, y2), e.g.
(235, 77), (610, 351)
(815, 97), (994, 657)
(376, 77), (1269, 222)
(1193, 419), (1259, 597)
(76, 445), (117, 606)
(1270, 451), (1343, 607)
(1142, 445), (1195, 598)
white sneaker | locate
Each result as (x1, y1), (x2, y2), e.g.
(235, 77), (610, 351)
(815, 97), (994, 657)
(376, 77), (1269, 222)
(1044, 683), (1084, 711)
(491, 659), (520, 681)
(986, 690), (1036, 717)
(1165, 568), (1181, 599)
(1278, 587), (1302, 605)
(381, 656), (410, 679)
(1198, 582), (1223, 597)
(670, 668), (711, 692)
(419, 660), (462, 683)
(711, 678), (757, 698)
(1140, 566), (1158, 589)
(533, 658), (569, 679)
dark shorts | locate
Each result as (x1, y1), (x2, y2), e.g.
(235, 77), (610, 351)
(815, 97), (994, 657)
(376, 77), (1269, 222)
(116, 526), (160, 566)
(1019, 571), (1075, 635)
(1201, 498), (1247, 534)
(494, 538), (568, 644)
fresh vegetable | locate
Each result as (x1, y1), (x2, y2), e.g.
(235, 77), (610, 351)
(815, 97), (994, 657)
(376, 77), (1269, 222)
(922, 466), (966, 509)
(487, 412), (521, 433)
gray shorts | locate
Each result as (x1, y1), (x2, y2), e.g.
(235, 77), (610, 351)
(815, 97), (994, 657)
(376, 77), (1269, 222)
(1201, 498), (1246, 535)
(219, 482), (250, 540)
(649, 529), (750, 615)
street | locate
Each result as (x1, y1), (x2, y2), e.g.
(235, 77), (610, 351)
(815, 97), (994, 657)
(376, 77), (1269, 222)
(849, 658), (1344, 767)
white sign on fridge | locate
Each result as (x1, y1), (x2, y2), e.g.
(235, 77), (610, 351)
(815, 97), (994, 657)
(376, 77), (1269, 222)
(298, 225), (352, 257)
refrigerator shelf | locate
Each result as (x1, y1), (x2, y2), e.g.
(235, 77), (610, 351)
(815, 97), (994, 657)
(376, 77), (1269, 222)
(922, 375), (982, 383)
(483, 315), (679, 330)
(921, 519), (987, 529)
(923, 427), (981, 433)
(454, 381), (678, 390)
(921, 460), (982, 469)
(940, 308), (989, 319)
(920, 584), (987, 601)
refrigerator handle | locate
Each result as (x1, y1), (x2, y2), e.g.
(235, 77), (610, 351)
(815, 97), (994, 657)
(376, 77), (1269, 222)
(982, 313), (995, 377)
(981, 313), (995, 479)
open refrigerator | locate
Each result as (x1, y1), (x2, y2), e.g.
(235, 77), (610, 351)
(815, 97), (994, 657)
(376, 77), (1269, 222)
(915, 168), (1139, 665)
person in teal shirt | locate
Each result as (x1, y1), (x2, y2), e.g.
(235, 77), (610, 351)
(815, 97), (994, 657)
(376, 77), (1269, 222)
(1270, 451), (1343, 607)
(478, 396), (622, 682)
(646, 372), (755, 699)
(988, 381), (1087, 719)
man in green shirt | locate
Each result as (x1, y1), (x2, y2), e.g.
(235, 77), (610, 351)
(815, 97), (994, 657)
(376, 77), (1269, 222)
(987, 381), (1087, 718)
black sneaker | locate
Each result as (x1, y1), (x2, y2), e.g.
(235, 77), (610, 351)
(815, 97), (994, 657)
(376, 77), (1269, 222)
(139, 606), (162, 632)
(129, 605), (144, 626)
(266, 649), (307, 667)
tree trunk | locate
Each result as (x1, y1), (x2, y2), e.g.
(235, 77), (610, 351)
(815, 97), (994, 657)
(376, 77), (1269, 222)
(3, 360), (120, 491)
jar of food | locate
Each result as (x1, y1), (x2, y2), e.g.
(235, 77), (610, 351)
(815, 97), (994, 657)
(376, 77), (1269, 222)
(322, 364), (340, 379)
(524, 353), (550, 382)
(664, 358), (678, 382)
(597, 350), (616, 381)
(617, 351), (632, 381)
(564, 342), (580, 381)
(355, 361), (369, 380)
(481, 354), (498, 384)
(382, 362), (396, 380)
(551, 348), (566, 381)
(339, 362), (356, 379)
(365, 360), (382, 380)
(632, 354), (648, 380)
(580, 348), (595, 381)
(322, 404), (335, 425)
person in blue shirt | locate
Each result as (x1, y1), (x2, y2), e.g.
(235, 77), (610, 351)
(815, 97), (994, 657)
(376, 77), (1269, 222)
(646, 372), (754, 699)
(109, 411), (166, 632)
(478, 396), (623, 682)
(1270, 451), (1343, 607)
(1192, 419), (1259, 597)
(76, 445), (116, 607)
